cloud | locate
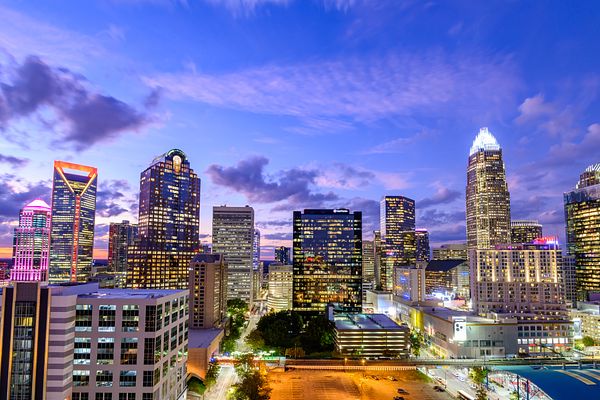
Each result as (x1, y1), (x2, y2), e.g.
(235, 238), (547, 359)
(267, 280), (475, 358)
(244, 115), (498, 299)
(365, 131), (427, 154)
(344, 197), (379, 232)
(429, 224), (466, 244)
(0, 153), (28, 167)
(546, 123), (600, 166)
(204, 0), (290, 15)
(315, 163), (375, 189)
(0, 55), (154, 150)
(206, 156), (338, 205)
(263, 232), (293, 241)
(418, 185), (462, 208)
(0, 174), (50, 219)
(417, 208), (464, 227)
(96, 179), (133, 218)
(256, 219), (292, 229)
(144, 51), (519, 131)
(515, 94), (554, 125)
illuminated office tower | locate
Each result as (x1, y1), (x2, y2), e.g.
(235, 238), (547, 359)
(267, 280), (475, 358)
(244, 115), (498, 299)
(253, 228), (261, 271)
(189, 253), (227, 329)
(511, 220), (543, 244)
(415, 229), (430, 263)
(373, 230), (382, 287)
(11, 200), (51, 282)
(380, 196), (416, 291)
(267, 264), (293, 312)
(466, 128), (511, 252)
(292, 209), (362, 312)
(127, 149), (200, 289)
(564, 163), (600, 298)
(212, 206), (255, 303)
(275, 246), (291, 265)
(362, 240), (375, 300)
(50, 161), (97, 283)
(108, 220), (138, 287)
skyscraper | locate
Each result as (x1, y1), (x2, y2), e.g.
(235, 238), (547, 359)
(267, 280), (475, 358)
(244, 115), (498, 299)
(50, 161), (97, 283)
(127, 149), (200, 289)
(510, 220), (543, 244)
(432, 244), (468, 260)
(466, 127), (511, 252)
(415, 228), (430, 263)
(11, 199), (51, 282)
(274, 246), (291, 265)
(292, 209), (362, 312)
(362, 240), (376, 300)
(380, 196), (415, 290)
(253, 228), (261, 271)
(564, 163), (600, 299)
(108, 220), (138, 287)
(212, 206), (255, 303)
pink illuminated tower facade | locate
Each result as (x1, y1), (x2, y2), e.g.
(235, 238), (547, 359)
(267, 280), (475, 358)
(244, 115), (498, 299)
(11, 199), (52, 282)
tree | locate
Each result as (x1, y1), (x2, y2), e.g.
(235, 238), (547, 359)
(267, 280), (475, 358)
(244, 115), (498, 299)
(469, 367), (488, 400)
(230, 353), (271, 400)
(245, 329), (266, 351)
(204, 362), (220, 389)
(582, 336), (596, 347)
(409, 330), (423, 357)
(299, 315), (335, 353)
(509, 390), (519, 400)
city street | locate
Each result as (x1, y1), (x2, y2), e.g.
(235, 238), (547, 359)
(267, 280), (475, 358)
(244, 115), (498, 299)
(203, 365), (237, 400)
(426, 367), (512, 400)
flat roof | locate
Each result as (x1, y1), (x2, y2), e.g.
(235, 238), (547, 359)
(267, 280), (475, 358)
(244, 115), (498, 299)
(334, 313), (406, 331)
(188, 328), (224, 349)
(415, 306), (494, 323)
(76, 288), (186, 299)
(496, 366), (600, 399)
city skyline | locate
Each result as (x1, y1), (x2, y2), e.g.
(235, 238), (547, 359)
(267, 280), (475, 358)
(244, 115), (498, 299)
(0, 1), (599, 259)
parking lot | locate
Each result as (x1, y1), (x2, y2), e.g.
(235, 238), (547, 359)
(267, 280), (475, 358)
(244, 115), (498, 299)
(267, 369), (453, 400)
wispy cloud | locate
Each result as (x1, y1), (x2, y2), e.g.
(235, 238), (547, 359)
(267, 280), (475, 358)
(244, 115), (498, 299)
(144, 51), (519, 132)
(364, 130), (428, 154)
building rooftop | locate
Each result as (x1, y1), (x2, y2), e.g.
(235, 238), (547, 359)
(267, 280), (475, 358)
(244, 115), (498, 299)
(334, 313), (407, 331)
(415, 306), (494, 323)
(50, 283), (186, 299)
(192, 253), (223, 263)
(469, 127), (501, 155)
(188, 328), (224, 349)
(426, 259), (466, 272)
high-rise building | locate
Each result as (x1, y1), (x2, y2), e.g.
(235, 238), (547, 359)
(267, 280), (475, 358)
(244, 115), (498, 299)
(267, 264), (293, 312)
(50, 161), (98, 284)
(424, 260), (470, 299)
(373, 230), (382, 288)
(127, 149), (200, 290)
(432, 244), (468, 260)
(564, 163), (600, 299)
(274, 246), (291, 265)
(415, 229), (430, 263)
(510, 220), (543, 244)
(470, 239), (567, 319)
(393, 265), (426, 303)
(362, 240), (376, 300)
(11, 199), (51, 282)
(253, 229), (261, 271)
(292, 209), (362, 312)
(562, 254), (577, 307)
(466, 128), (511, 251)
(212, 206), (255, 303)
(108, 220), (138, 287)
(189, 253), (227, 329)
(380, 196), (416, 290)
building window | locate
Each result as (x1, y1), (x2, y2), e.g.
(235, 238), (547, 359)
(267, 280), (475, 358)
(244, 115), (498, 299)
(97, 338), (115, 365)
(144, 338), (156, 365)
(75, 304), (93, 332)
(73, 370), (90, 386)
(119, 370), (137, 387)
(122, 305), (139, 332)
(170, 327), (177, 350)
(73, 394), (90, 400)
(95, 394), (113, 400)
(143, 370), (154, 387)
(74, 337), (91, 365)
(121, 338), (138, 365)
(154, 367), (160, 385)
(142, 394), (153, 400)
(96, 370), (113, 387)
(118, 394), (135, 400)
(99, 305), (117, 332)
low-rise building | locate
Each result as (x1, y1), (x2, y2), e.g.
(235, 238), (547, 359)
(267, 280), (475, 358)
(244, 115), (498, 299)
(571, 301), (600, 342)
(393, 265), (425, 302)
(187, 328), (224, 380)
(332, 312), (410, 358)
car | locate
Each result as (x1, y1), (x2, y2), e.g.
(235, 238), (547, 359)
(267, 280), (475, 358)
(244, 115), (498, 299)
(397, 388), (408, 394)
(433, 386), (445, 392)
(393, 397), (405, 400)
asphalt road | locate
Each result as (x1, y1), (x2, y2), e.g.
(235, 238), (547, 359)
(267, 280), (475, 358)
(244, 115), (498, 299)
(203, 365), (237, 400)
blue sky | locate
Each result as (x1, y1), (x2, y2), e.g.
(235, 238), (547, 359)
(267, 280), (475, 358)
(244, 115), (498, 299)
(0, 0), (599, 258)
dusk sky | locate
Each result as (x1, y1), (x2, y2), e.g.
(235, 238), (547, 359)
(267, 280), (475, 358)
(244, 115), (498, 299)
(0, 0), (599, 259)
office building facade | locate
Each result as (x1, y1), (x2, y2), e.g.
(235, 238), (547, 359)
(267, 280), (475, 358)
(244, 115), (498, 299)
(267, 264), (293, 312)
(127, 149), (200, 290)
(432, 244), (468, 261)
(380, 196), (416, 290)
(466, 128), (511, 251)
(212, 206), (254, 303)
(274, 246), (291, 265)
(108, 221), (138, 288)
(189, 254), (227, 329)
(564, 163), (600, 299)
(292, 209), (362, 312)
(393, 265), (425, 303)
(510, 220), (542, 244)
(11, 200), (52, 282)
(424, 259), (470, 299)
(50, 161), (98, 284)
(415, 229), (430, 263)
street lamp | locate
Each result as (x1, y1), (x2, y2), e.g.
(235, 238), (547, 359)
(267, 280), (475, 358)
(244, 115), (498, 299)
(344, 357), (347, 373)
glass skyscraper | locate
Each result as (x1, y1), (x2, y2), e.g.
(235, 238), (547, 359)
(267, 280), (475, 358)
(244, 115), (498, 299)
(292, 209), (362, 312)
(49, 161), (97, 283)
(564, 163), (600, 299)
(212, 206), (255, 303)
(126, 149), (200, 289)
(108, 220), (138, 287)
(415, 228), (430, 263)
(466, 127), (511, 252)
(11, 199), (51, 282)
(274, 246), (291, 265)
(380, 196), (416, 291)
(510, 220), (543, 244)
